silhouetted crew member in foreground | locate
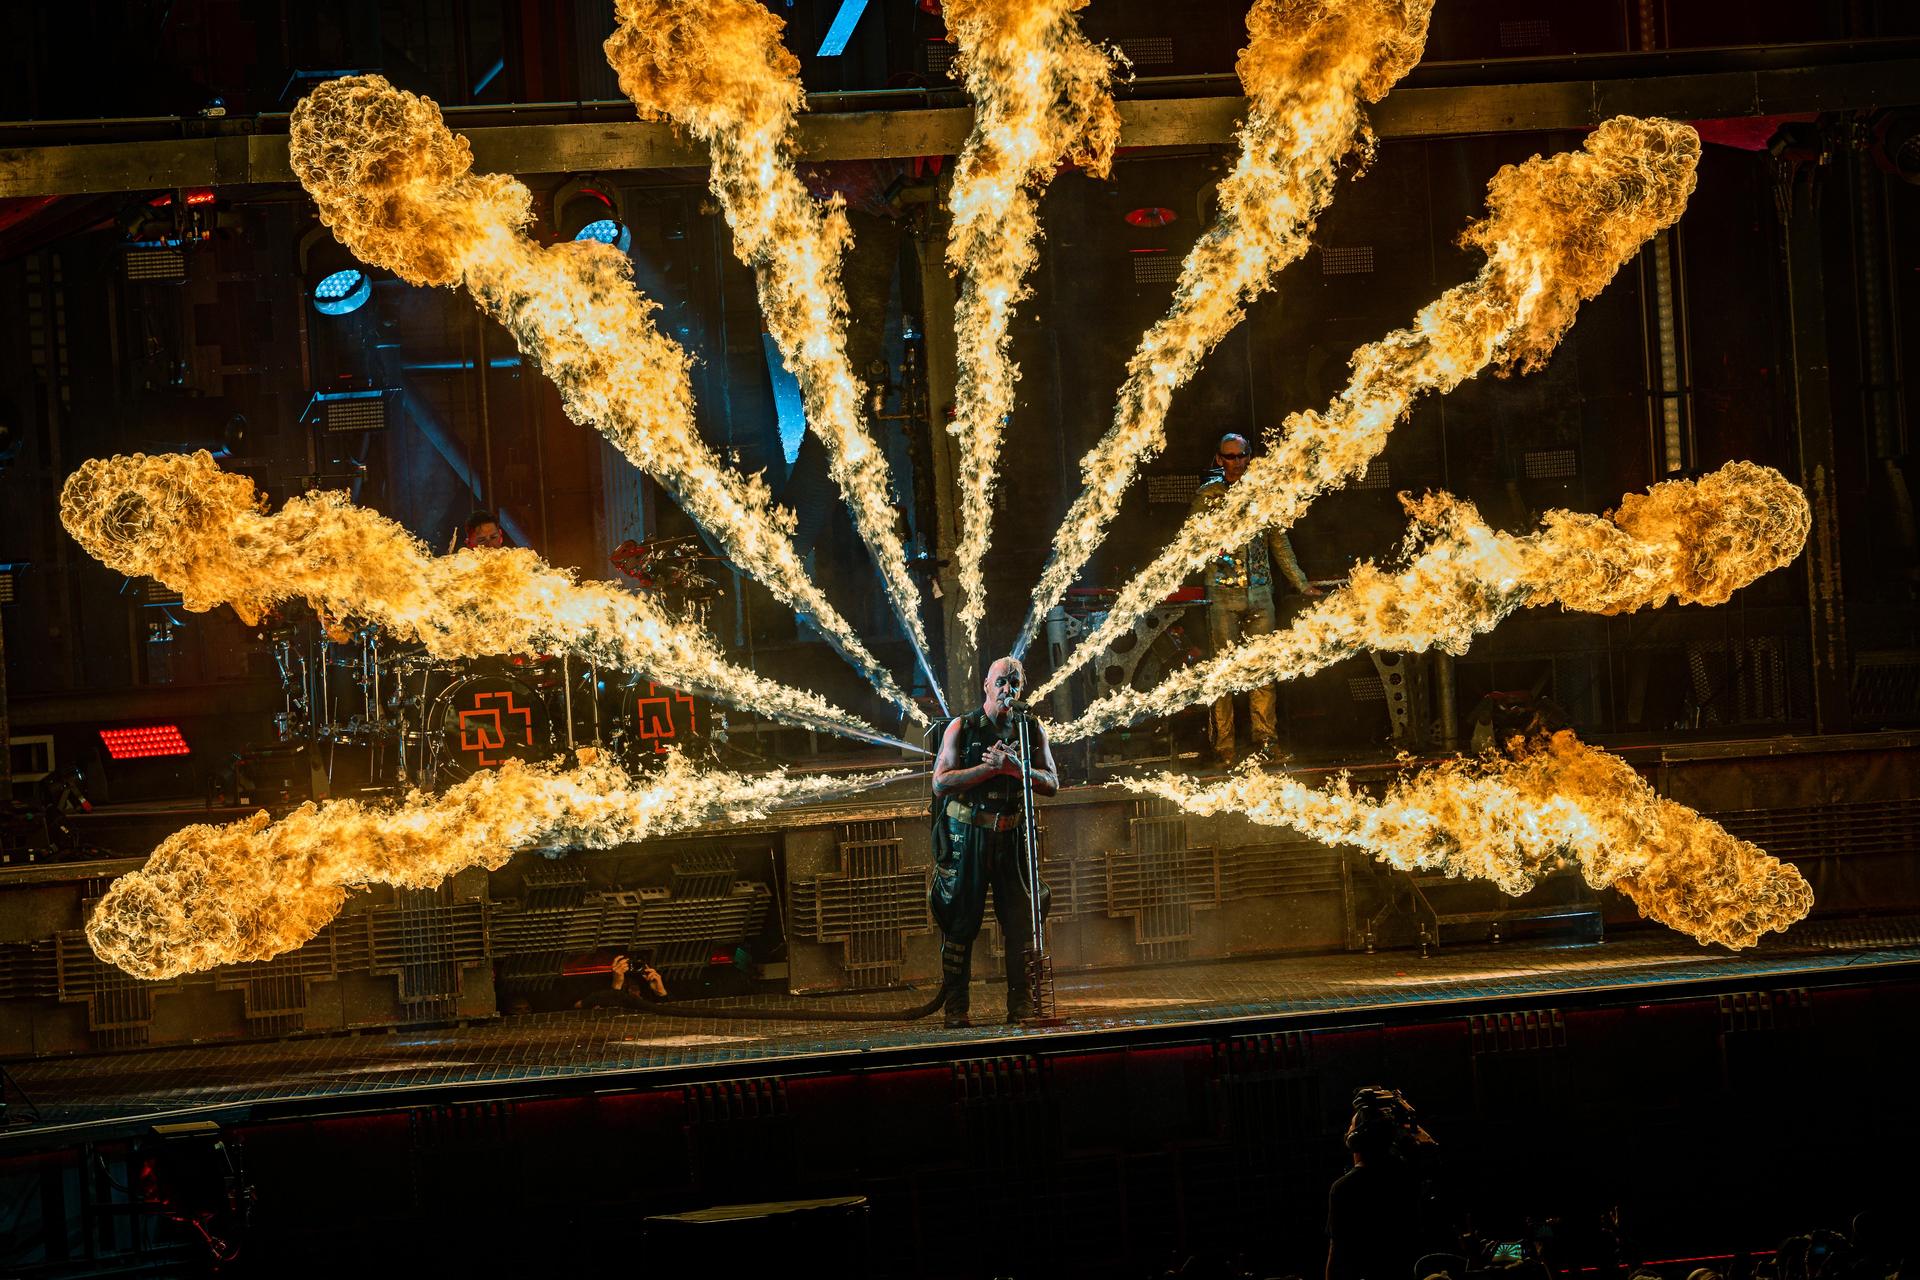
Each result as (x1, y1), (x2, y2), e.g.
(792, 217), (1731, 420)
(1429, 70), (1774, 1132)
(1326, 1087), (1437, 1280)
(931, 657), (1059, 1027)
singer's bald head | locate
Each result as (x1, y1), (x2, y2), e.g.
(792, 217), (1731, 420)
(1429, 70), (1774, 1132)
(984, 656), (1025, 716)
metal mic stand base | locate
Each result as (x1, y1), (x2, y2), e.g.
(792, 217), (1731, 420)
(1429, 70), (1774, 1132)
(1019, 948), (1063, 1026)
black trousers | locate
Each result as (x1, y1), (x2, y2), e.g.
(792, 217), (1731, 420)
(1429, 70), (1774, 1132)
(930, 813), (1048, 1013)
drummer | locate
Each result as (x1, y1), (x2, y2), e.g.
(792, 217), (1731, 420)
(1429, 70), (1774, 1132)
(462, 510), (507, 551)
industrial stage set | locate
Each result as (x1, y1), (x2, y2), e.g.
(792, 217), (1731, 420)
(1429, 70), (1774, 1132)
(1, 0), (1918, 1275)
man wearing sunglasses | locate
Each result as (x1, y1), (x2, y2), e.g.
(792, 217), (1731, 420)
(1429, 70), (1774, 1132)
(1190, 432), (1323, 769)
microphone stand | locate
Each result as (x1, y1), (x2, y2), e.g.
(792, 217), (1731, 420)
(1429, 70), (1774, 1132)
(1008, 698), (1056, 1022)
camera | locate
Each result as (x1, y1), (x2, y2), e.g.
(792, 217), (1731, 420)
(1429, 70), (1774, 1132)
(1346, 1085), (1436, 1162)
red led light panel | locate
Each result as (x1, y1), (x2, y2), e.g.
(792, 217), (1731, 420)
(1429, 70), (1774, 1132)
(99, 724), (191, 760)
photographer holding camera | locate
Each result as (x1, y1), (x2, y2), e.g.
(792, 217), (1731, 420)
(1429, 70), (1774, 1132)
(1326, 1087), (1441, 1280)
(577, 952), (670, 1010)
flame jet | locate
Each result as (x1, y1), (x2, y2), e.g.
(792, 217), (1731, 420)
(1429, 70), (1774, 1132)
(937, 0), (1121, 655)
(59, 452), (915, 752)
(1052, 462), (1809, 741)
(286, 75), (923, 725)
(1036, 117), (1701, 700)
(1128, 731), (1813, 950)
(603, 0), (945, 715)
(88, 752), (909, 981)
(1014, 0), (1432, 661)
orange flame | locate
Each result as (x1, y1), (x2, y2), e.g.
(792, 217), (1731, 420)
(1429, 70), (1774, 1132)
(59, 451), (908, 749)
(1017, 0), (1432, 657)
(939, 0), (1121, 653)
(1051, 462), (1808, 741)
(286, 75), (923, 724)
(88, 751), (908, 980)
(1127, 731), (1812, 950)
(1038, 117), (1701, 699)
(603, 0), (942, 707)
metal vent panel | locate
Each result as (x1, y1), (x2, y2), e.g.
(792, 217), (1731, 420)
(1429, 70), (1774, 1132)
(1522, 447), (1578, 479)
(1320, 245), (1375, 275)
(1132, 254), (1182, 284)
(1147, 473), (1204, 506)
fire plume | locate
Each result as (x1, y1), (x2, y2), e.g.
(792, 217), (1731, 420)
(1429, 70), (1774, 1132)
(1017, 0), (1432, 658)
(1051, 463), (1808, 741)
(1127, 731), (1812, 950)
(603, 1), (943, 709)
(1038, 117), (1701, 699)
(59, 451), (910, 750)
(286, 75), (923, 724)
(87, 751), (909, 980)
(940, 0), (1121, 653)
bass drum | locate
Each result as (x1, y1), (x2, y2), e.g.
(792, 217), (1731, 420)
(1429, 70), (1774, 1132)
(424, 673), (554, 787)
(610, 677), (710, 766)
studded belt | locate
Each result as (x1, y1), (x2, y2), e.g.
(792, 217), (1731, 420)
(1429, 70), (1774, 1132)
(945, 799), (1022, 833)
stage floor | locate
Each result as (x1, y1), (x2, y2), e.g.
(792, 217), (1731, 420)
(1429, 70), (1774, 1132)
(7, 916), (1919, 1144)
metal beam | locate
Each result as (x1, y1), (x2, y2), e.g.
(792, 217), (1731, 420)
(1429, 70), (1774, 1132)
(1779, 144), (1853, 735)
(5, 55), (1920, 198)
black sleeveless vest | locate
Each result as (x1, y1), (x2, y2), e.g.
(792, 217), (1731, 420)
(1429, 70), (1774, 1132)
(952, 710), (1021, 813)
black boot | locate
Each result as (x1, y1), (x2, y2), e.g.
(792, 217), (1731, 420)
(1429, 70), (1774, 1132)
(940, 939), (973, 1028)
(1005, 949), (1035, 1024)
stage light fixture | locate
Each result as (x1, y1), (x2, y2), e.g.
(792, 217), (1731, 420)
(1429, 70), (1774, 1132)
(554, 178), (630, 253)
(301, 388), (393, 435)
(299, 224), (378, 318)
(312, 267), (372, 316)
(99, 725), (191, 761)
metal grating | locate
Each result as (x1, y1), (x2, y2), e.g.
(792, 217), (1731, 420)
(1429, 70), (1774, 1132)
(1222, 843), (1345, 897)
(1117, 35), (1174, 65)
(141, 578), (184, 606)
(1522, 447), (1579, 479)
(1347, 675), (1386, 702)
(323, 395), (388, 434)
(1684, 636), (1799, 725)
(787, 820), (931, 983)
(1469, 1007), (1565, 1053)
(1132, 254), (1182, 284)
(1353, 458), (1391, 490)
(686, 1076), (788, 1122)
(1497, 17), (1552, 48)
(1851, 650), (1920, 722)
(1147, 473), (1204, 506)
(1710, 798), (1920, 862)
(1320, 245), (1375, 275)
(1719, 988), (1811, 1033)
(925, 39), (956, 79)
(1108, 800), (1219, 961)
(124, 247), (186, 282)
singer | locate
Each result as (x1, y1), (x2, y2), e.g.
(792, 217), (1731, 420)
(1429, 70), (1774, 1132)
(929, 656), (1059, 1027)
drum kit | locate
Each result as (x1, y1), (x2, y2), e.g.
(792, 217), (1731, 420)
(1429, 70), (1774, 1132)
(258, 535), (721, 796)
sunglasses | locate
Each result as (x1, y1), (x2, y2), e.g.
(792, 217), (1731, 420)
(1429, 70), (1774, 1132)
(1218, 451), (1249, 460)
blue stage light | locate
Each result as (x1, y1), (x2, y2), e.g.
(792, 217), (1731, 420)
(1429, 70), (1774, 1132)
(574, 218), (632, 253)
(312, 268), (371, 316)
